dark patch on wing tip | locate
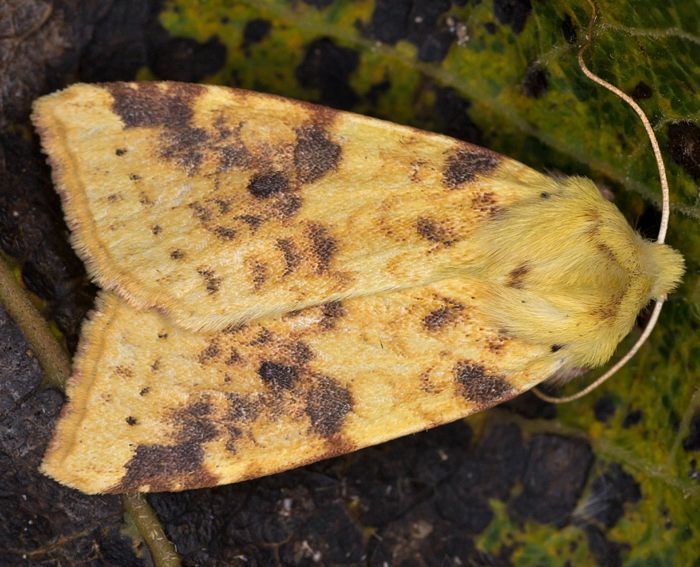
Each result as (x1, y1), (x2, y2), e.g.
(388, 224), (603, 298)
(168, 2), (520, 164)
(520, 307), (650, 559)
(294, 124), (342, 184)
(258, 361), (299, 389)
(307, 223), (337, 272)
(197, 267), (221, 294)
(247, 171), (289, 198)
(126, 416), (138, 425)
(454, 361), (513, 405)
(550, 344), (564, 353)
(416, 217), (456, 246)
(115, 148), (127, 156)
(113, 442), (218, 493)
(170, 249), (185, 260)
(507, 263), (530, 289)
(443, 147), (500, 188)
(306, 376), (353, 437)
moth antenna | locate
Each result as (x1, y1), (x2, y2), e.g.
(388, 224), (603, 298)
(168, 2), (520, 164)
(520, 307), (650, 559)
(533, 0), (671, 404)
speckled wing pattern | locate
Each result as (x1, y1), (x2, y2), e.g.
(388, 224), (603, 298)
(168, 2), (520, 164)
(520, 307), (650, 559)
(43, 288), (556, 494)
(32, 82), (682, 493)
(32, 82), (543, 331)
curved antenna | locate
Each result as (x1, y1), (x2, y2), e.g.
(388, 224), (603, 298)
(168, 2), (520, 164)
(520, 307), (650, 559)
(533, 0), (671, 404)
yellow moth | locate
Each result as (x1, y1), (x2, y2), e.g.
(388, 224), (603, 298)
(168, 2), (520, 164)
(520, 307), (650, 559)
(31, 82), (683, 494)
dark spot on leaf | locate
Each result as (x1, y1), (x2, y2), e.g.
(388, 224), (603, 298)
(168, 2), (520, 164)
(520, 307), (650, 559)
(129, 173), (142, 181)
(301, 0), (333, 7)
(540, 191), (550, 199)
(682, 413), (700, 450)
(258, 361), (299, 390)
(139, 387), (150, 396)
(667, 121), (700, 180)
(242, 18), (271, 51)
(588, 464), (641, 528)
(115, 148), (127, 156)
(296, 38), (359, 109)
(152, 225), (162, 235)
(493, 0), (532, 34)
(107, 193), (121, 203)
(523, 63), (549, 98)
(443, 147), (500, 188)
(453, 361), (513, 405)
(550, 344), (564, 353)
(630, 81), (653, 100)
(366, 0), (454, 62)
(509, 434), (593, 526)
(561, 14), (577, 44)
(294, 124), (342, 184)
(170, 249), (184, 260)
(247, 171), (289, 199)
(307, 223), (337, 272)
(623, 409), (643, 429)
(305, 376), (353, 437)
(158, 331), (168, 339)
(126, 416), (137, 426)
(433, 87), (483, 144)
(593, 395), (617, 423)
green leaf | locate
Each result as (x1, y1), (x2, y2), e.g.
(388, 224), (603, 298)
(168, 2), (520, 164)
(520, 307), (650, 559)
(156, 0), (700, 563)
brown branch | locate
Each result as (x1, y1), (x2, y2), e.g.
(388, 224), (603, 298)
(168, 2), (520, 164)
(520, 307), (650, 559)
(122, 493), (181, 567)
(0, 253), (71, 389)
(0, 253), (181, 566)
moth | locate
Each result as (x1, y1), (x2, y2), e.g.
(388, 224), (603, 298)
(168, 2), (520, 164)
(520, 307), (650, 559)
(32, 82), (683, 494)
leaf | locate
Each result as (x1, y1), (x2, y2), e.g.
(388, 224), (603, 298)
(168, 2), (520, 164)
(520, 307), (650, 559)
(150, 0), (700, 564)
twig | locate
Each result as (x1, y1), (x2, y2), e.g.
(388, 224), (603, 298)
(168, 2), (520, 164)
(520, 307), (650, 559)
(0, 254), (71, 389)
(122, 493), (181, 567)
